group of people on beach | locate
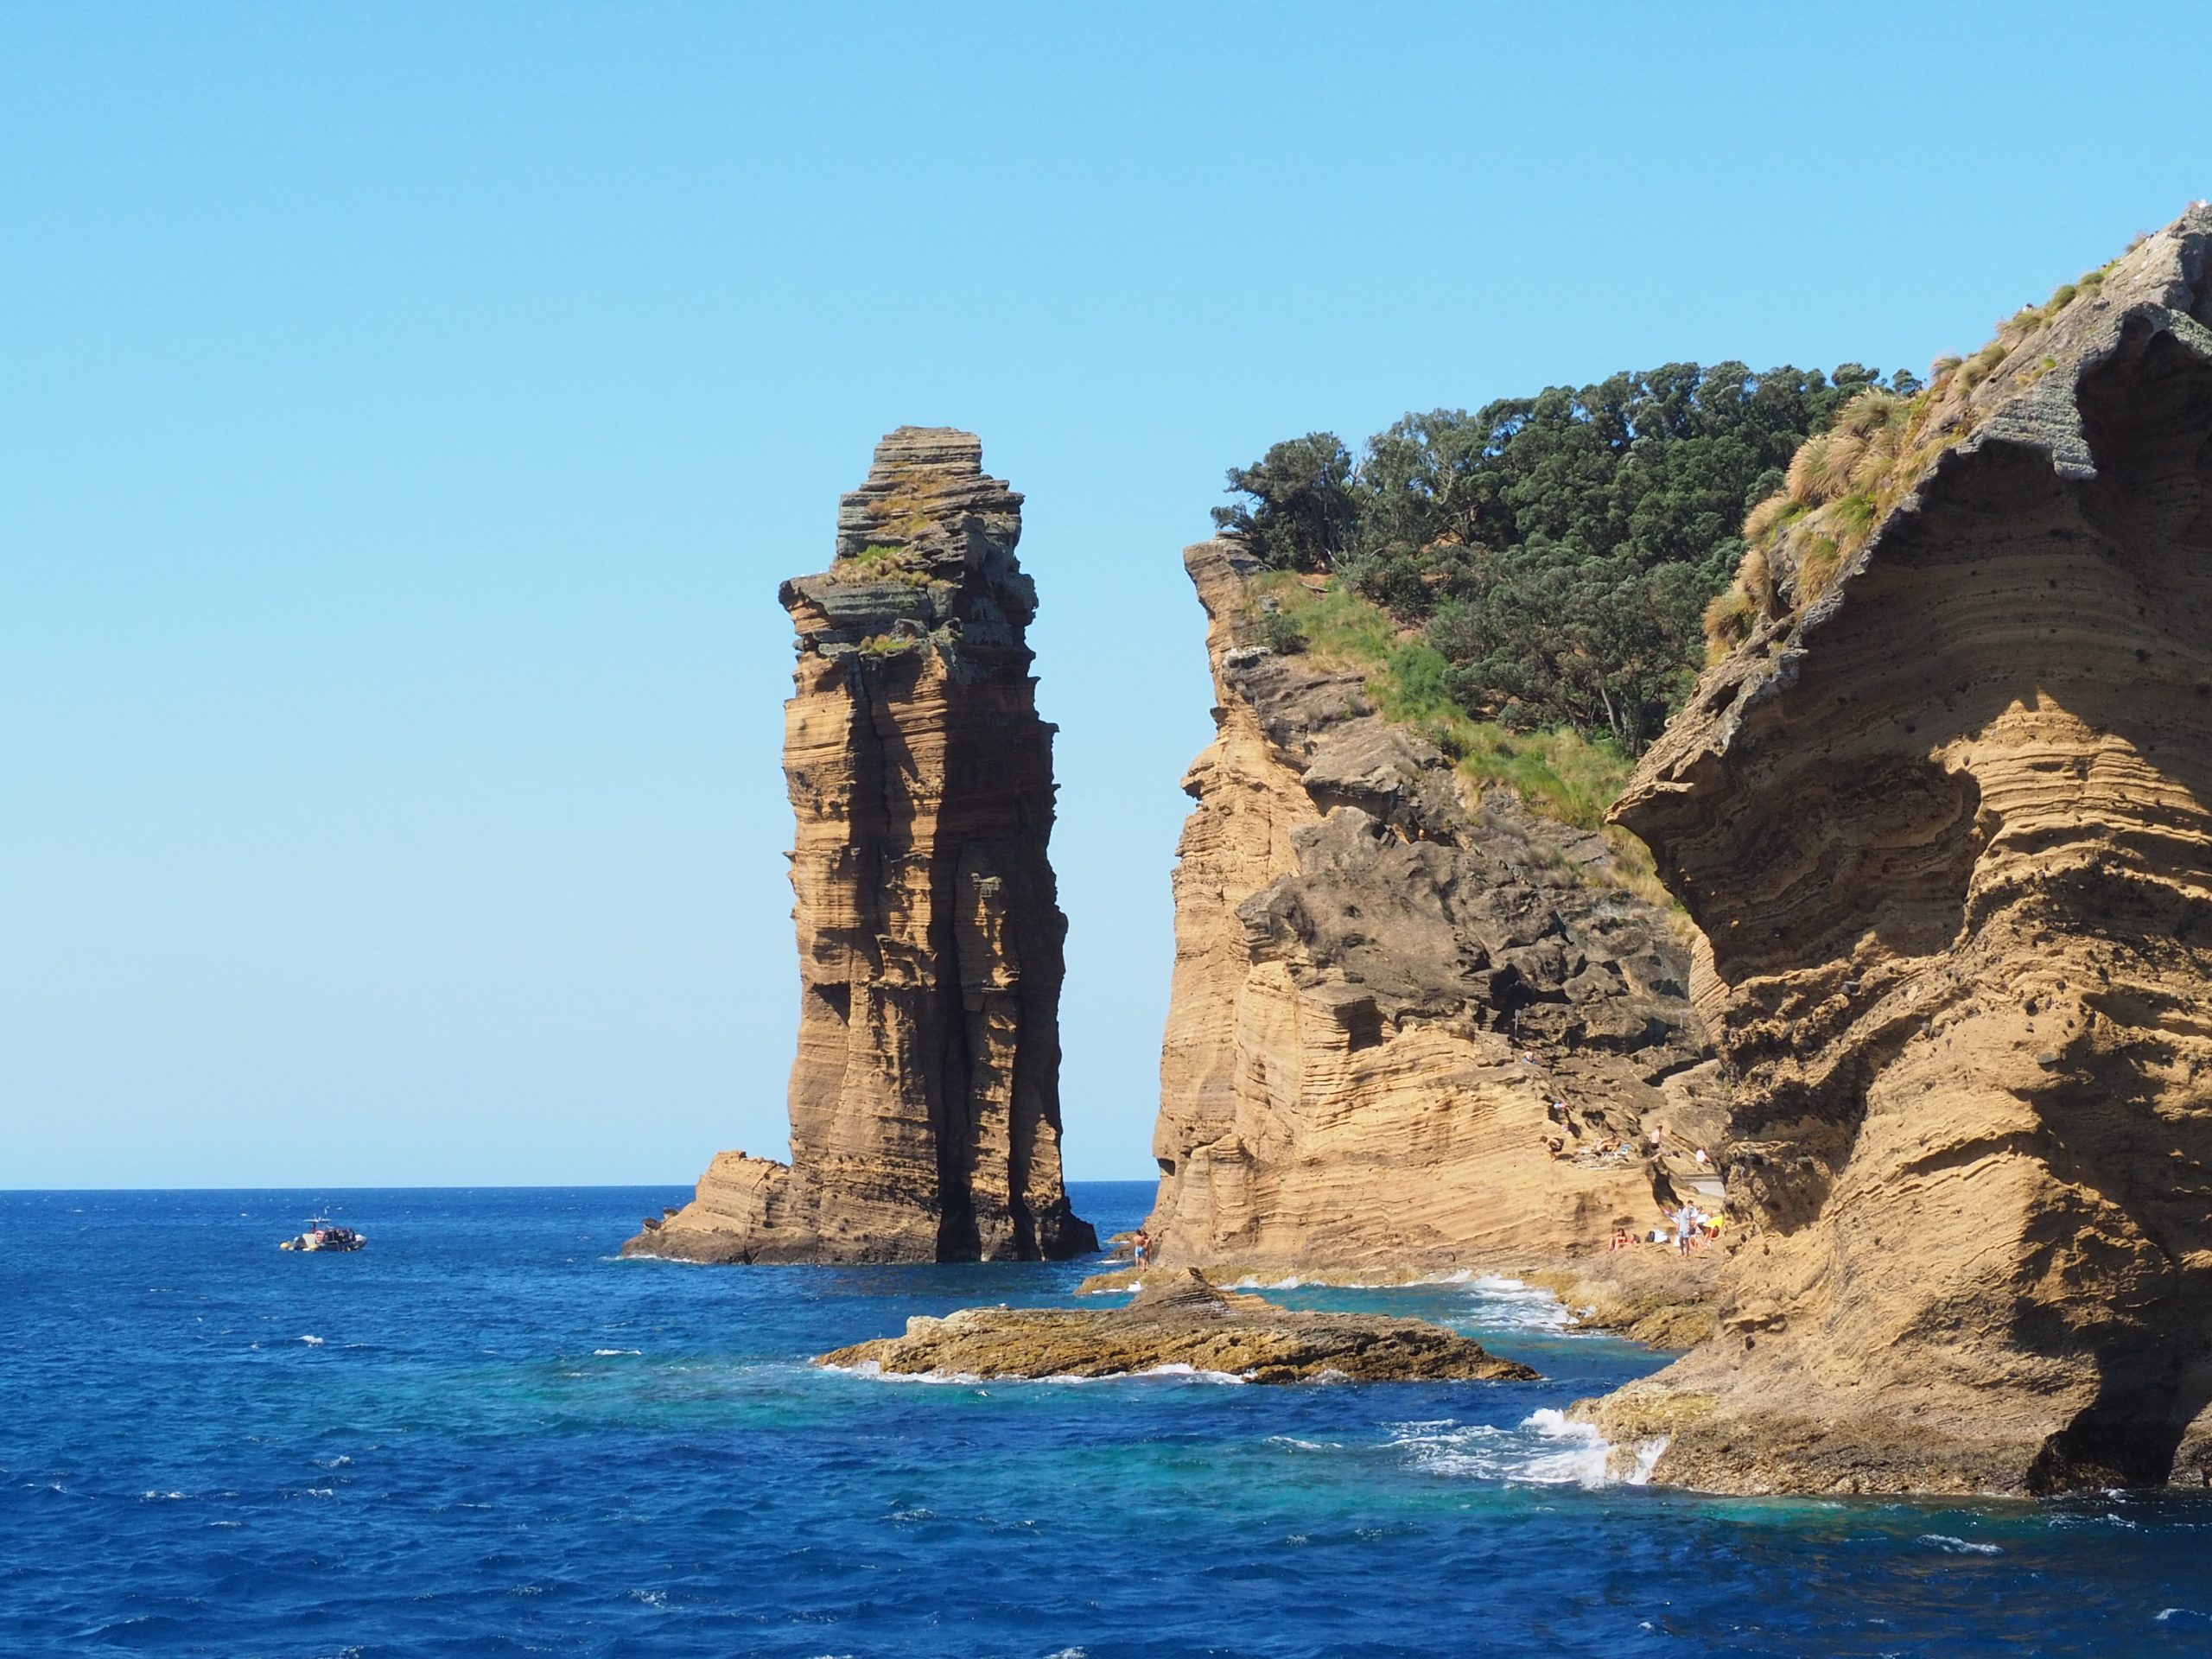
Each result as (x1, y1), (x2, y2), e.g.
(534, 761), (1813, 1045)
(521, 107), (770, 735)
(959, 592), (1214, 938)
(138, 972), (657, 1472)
(1539, 1095), (1627, 1162)
(1610, 1201), (1723, 1255)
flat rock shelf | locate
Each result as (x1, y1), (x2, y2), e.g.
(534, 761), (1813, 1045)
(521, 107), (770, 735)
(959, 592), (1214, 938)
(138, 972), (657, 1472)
(817, 1268), (1540, 1384)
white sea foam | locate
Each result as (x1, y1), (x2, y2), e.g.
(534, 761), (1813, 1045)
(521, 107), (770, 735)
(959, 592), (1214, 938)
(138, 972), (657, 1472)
(1627, 1436), (1669, 1484)
(1388, 1408), (1650, 1488)
(592, 1349), (642, 1357)
(298, 1335), (324, 1346)
(823, 1358), (1247, 1387)
(1919, 1533), (2004, 1555)
(2156, 1608), (2208, 1624)
(1267, 1435), (1344, 1452)
(821, 1360), (987, 1386)
(1454, 1276), (1582, 1334)
(142, 1491), (186, 1502)
(1129, 1363), (1246, 1384)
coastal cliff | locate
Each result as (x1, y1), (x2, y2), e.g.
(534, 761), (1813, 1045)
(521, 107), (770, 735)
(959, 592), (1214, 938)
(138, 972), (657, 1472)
(627, 428), (1094, 1264)
(1136, 539), (1715, 1291)
(1589, 207), (2212, 1492)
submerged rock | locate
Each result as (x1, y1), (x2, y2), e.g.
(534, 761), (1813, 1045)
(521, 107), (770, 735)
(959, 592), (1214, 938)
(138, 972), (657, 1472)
(627, 429), (1093, 1265)
(817, 1268), (1540, 1384)
(1588, 205), (2212, 1495)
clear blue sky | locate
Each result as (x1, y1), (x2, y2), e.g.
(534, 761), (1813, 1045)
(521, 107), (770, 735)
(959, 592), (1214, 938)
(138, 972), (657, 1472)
(4, 2), (2206, 1188)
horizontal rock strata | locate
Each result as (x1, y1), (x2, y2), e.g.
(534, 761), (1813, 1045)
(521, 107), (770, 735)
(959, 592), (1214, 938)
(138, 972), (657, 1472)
(1138, 540), (1715, 1281)
(627, 428), (1094, 1265)
(1589, 207), (2212, 1494)
(817, 1268), (1539, 1383)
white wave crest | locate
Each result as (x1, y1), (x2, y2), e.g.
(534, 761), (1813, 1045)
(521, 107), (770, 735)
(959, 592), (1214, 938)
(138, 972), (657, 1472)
(298, 1335), (324, 1346)
(1919, 1533), (2004, 1555)
(592, 1349), (642, 1357)
(1453, 1277), (1581, 1334)
(1128, 1363), (1246, 1384)
(823, 1358), (1246, 1387)
(819, 1360), (986, 1386)
(1388, 1408), (1652, 1488)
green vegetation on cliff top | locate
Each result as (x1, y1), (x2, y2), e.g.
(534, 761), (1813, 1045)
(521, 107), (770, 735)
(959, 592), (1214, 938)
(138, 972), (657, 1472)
(1217, 362), (1916, 762)
(1707, 257), (2127, 648)
(1228, 241), (2145, 835)
(1246, 570), (1633, 832)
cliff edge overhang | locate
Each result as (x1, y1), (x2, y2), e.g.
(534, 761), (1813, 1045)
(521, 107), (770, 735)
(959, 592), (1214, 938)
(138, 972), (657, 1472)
(1595, 205), (2212, 1494)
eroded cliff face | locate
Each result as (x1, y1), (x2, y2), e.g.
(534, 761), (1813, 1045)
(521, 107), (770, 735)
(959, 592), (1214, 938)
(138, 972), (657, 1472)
(628, 428), (1094, 1264)
(1141, 540), (1714, 1282)
(1590, 207), (2212, 1493)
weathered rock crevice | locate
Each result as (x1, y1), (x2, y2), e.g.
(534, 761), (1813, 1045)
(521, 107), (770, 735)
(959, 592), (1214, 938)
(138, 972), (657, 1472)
(1588, 206), (2212, 1494)
(1130, 540), (1716, 1288)
(626, 427), (1095, 1264)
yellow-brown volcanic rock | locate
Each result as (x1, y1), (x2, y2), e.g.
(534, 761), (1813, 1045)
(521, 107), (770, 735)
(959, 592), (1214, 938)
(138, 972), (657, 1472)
(1134, 540), (1715, 1286)
(1587, 207), (2212, 1493)
(817, 1268), (1538, 1384)
(626, 428), (1095, 1264)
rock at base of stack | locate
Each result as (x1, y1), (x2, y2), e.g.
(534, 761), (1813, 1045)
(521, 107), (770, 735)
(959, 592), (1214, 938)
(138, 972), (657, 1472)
(628, 428), (1095, 1264)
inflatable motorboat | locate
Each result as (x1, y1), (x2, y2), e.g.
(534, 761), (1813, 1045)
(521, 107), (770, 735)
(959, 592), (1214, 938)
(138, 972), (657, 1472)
(280, 1217), (365, 1252)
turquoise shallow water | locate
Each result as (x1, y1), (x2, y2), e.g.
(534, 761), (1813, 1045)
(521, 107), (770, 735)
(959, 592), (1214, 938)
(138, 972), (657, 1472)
(3, 1182), (2209, 1657)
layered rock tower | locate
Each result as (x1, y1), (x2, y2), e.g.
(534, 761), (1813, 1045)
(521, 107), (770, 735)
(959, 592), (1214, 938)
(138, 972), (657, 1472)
(627, 428), (1094, 1264)
(1590, 207), (2212, 1492)
(1139, 540), (1714, 1281)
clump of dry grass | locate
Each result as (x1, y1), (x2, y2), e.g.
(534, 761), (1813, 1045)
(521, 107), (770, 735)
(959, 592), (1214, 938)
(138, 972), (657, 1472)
(1701, 250), (2133, 658)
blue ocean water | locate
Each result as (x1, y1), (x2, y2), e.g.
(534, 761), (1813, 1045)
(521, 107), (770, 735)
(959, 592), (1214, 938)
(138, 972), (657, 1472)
(3, 1185), (2208, 1658)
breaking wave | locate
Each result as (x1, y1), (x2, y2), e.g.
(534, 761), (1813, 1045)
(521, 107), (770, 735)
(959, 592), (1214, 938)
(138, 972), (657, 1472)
(1386, 1408), (1661, 1489)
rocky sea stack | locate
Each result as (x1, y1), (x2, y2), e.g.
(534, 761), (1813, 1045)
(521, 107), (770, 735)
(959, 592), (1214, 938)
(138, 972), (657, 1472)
(626, 428), (1094, 1264)
(1588, 207), (2212, 1492)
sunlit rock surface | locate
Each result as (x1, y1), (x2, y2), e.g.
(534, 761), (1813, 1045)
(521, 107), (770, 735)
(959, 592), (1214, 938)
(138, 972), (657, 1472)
(627, 429), (1093, 1264)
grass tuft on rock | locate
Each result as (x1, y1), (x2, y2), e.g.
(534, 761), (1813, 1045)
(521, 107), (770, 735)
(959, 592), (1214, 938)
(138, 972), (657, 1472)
(1247, 573), (1634, 831)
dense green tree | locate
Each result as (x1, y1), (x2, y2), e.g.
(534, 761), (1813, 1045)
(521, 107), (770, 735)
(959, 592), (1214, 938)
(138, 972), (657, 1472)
(1208, 433), (1357, 573)
(1215, 362), (1917, 753)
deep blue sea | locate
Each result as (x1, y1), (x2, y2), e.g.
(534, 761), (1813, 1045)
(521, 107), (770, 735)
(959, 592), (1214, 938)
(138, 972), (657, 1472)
(4, 1184), (2209, 1658)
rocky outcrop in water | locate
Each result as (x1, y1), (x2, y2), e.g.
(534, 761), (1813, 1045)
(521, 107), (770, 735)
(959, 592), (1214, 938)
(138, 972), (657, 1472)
(817, 1268), (1538, 1382)
(627, 428), (1094, 1264)
(1134, 541), (1713, 1286)
(1588, 207), (2212, 1493)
